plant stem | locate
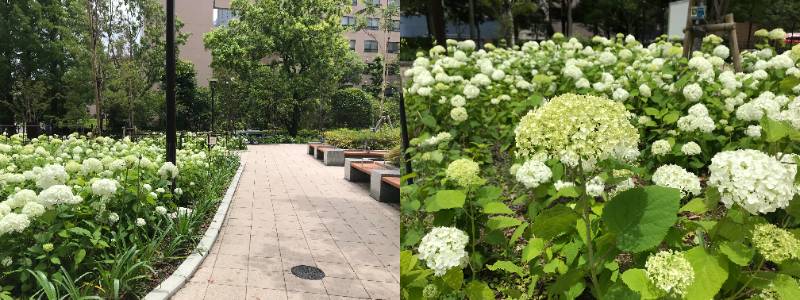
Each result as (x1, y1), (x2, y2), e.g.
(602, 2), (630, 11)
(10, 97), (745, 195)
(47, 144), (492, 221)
(727, 257), (765, 300)
(583, 199), (603, 299)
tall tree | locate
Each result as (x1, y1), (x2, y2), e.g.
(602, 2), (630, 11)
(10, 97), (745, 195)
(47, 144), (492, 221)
(205, 0), (358, 136)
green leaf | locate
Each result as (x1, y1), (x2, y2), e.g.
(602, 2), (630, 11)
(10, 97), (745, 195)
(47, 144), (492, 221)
(532, 204), (578, 240)
(773, 274), (800, 299)
(487, 216), (521, 230)
(681, 198), (708, 214)
(602, 186), (681, 252)
(718, 241), (753, 266)
(424, 190), (466, 212)
(509, 223), (528, 246)
(74, 249), (86, 266)
(400, 250), (417, 275)
(50, 257), (61, 265)
(442, 268), (463, 290)
(465, 280), (494, 300)
(644, 107), (660, 116)
(621, 268), (660, 299)
(662, 111), (680, 124)
(761, 116), (793, 142)
(522, 238), (545, 263)
(684, 247), (728, 300)
(420, 114), (437, 128)
(486, 260), (524, 276)
(482, 202), (514, 214)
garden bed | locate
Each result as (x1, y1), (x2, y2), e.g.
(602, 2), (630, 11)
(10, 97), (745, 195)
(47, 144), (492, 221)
(0, 133), (240, 299)
(401, 32), (800, 299)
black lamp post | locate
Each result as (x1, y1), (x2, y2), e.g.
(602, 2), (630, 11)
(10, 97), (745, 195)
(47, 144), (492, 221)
(165, 0), (176, 164)
(397, 88), (413, 185)
(209, 78), (217, 133)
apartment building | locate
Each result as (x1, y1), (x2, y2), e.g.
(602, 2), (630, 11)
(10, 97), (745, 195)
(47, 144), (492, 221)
(342, 0), (401, 63)
(161, 0), (398, 86)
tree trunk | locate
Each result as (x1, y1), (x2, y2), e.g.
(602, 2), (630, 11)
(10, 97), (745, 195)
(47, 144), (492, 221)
(428, 0), (446, 46)
(468, 0), (477, 40)
(506, 4), (515, 45)
(86, 0), (103, 135)
(566, 0), (573, 37)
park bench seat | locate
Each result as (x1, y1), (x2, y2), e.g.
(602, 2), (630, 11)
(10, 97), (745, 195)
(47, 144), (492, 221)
(344, 159), (399, 203)
(307, 142), (329, 155)
(382, 176), (401, 189)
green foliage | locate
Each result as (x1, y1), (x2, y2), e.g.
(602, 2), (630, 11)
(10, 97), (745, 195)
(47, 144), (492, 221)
(322, 128), (400, 150)
(602, 186), (681, 252)
(329, 88), (374, 129)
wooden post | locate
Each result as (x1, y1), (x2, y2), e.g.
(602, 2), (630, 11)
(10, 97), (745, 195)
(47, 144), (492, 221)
(682, 0), (696, 58)
(726, 14), (742, 72)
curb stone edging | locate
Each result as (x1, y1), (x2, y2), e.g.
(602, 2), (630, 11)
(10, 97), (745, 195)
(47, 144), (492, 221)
(143, 160), (246, 300)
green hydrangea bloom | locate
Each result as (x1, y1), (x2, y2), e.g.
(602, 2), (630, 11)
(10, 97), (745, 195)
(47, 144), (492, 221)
(752, 223), (800, 263)
(515, 93), (639, 166)
(445, 158), (484, 187)
(645, 250), (694, 297)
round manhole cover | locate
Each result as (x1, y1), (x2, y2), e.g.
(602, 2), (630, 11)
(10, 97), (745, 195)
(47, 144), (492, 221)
(291, 265), (325, 280)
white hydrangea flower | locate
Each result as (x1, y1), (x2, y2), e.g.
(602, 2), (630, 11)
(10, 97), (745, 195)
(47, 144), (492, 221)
(3, 189), (37, 209)
(554, 180), (575, 191)
(135, 218), (146, 227)
(21, 202), (45, 218)
(418, 227), (469, 276)
(651, 139), (672, 156)
(81, 158), (103, 175)
(708, 150), (797, 214)
(450, 95), (466, 107)
(155, 206), (168, 215)
(91, 178), (118, 198)
(677, 103), (715, 133)
(445, 158), (482, 187)
(612, 88), (630, 101)
(515, 160), (552, 189)
(746, 125), (762, 138)
(450, 107), (468, 123)
(712, 45), (730, 59)
(680, 142), (701, 156)
(0, 213), (30, 235)
(639, 84), (652, 97)
(652, 164), (702, 197)
(585, 176), (605, 197)
(157, 162), (179, 180)
(645, 250), (694, 297)
(37, 185), (77, 207)
(36, 164), (68, 189)
(108, 212), (120, 223)
(682, 83), (703, 101)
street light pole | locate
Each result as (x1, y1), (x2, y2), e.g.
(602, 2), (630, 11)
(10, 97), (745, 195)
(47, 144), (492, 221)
(165, 0), (177, 164)
(210, 78), (217, 133)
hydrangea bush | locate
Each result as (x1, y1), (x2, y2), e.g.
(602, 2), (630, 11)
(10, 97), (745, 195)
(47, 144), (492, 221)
(0, 133), (239, 298)
(400, 32), (800, 299)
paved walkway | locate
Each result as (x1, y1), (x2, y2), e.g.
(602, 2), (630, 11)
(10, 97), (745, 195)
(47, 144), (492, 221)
(172, 144), (400, 300)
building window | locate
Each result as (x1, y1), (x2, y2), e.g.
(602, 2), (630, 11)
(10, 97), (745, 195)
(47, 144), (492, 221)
(370, 0), (381, 4)
(214, 8), (236, 27)
(364, 40), (378, 52)
(367, 18), (380, 30)
(352, 0), (358, 5)
(387, 42), (399, 53)
(349, 40), (356, 50)
(341, 16), (355, 26)
(391, 19), (400, 32)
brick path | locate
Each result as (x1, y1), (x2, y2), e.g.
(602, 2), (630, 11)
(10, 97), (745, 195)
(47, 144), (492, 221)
(171, 144), (400, 300)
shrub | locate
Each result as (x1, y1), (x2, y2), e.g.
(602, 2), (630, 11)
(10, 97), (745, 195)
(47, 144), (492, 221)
(329, 88), (374, 129)
(323, 127), (399, 150)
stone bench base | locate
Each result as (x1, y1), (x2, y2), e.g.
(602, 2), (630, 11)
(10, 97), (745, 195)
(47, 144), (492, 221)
(370, 170), (400, 203)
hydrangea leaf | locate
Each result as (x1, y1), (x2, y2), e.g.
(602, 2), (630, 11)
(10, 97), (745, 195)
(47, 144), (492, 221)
(718, 241), (753, 266)
(442, 268), (463, 290)
(522, 238), (545, 263)
(680, 198), (708, 214)
(486, 260), (524, 276)
(772, 274), (800, 299)
(760, 116), (793, 142)
(424, 190), (465, 212)
(482, 202), (514, 214)
(602, 186), (680, 252)
(684, 246), (728, 300)
(532, 204), (578, 240)
(465, 280), (494, 300)
(621, 268), (660, 299)
(486, 216), (522, 230)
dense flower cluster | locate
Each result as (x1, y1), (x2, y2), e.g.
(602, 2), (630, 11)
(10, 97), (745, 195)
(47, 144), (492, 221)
(445, 158), (483, 187)
(651, 165), (702, 197)
(418, 227), (469, 276)
(515, 159), (552, 188)
(515, 94), (639, 166)
(751, 223), (800, 263)
(708, 150), (797, 214)
(645, 250), (695, 297)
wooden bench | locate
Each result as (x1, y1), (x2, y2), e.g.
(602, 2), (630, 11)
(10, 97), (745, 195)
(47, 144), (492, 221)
(319, 148), (388, 166)
(307, 142), (328, 155)
(344, 159), (400, 203)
